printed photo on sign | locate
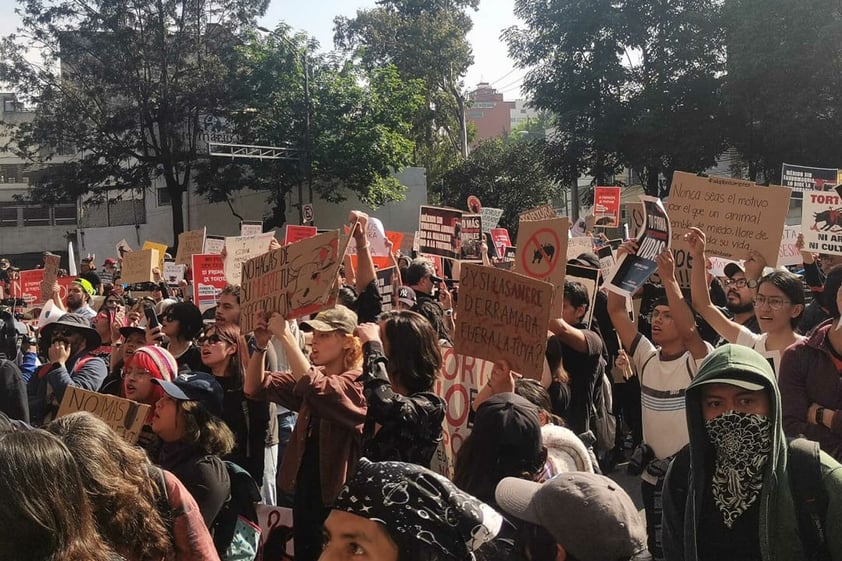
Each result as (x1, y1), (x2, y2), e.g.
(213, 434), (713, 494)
(606, 196), (670, 296)
(418, 206), (462, 259)
(566, 263), (600, 328)
(460, 214), (483, 261)
(801, 191), (842, 255)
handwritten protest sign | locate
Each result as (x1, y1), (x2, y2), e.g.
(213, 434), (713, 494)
(239, 230), (345, 332)
(594, 186), (622, 228)
(801, 191), (842, 255)
(519, 204), (556, 222)
(514, 217), (570, 284)
(460, 214), (483, 261)
(142, 241), (168, 271)
(419, 206), (461, 259)
(455, 264), (553, 380)
(40, 254), (61, 301)
(223, 232), (276, 285)
(567, 236), (594, 260)
(121, 249), (158, 284)
(348, 216), (392, 257)
(57, 387), (150, 444)
(429, 346), (494, 478)
(606, 197), (670, 296)
(666, 171), (790, 286)
(175, 228), (206, 266)
(192, 254), (226, 312)
(778, 225), (802, 267)
(116, 239), (133, 259)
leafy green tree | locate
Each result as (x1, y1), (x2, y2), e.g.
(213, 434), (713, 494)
(0, 0), (267, 239)
(194, 28), (424, 228)
(437, 136), (562, 237)
(334, 0), (478, 187)
(722, 0), (842, 182)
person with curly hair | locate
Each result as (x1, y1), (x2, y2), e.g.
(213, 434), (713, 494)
(47, 411), (219, 561)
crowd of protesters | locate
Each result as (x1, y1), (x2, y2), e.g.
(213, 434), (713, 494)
(0, 207), (841, 561)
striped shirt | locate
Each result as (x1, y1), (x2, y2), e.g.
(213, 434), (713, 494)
(631, 334), (709, 460)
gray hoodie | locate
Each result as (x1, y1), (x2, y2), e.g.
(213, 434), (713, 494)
(661, 344), (842, 561)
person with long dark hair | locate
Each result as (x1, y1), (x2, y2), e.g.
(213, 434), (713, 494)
(0, 429), (116, 561)
(354, 310), (445, 467)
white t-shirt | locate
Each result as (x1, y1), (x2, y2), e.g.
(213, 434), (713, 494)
(734, 326), (803, 377)
(631, 334), (709, 461)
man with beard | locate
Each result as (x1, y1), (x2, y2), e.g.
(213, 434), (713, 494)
(721, 261), (761, 335)
(662, 344), (842, 561)
(27, 313), (107, 425)
(608, 244), (711, 561)
(52, 278), (97, 323)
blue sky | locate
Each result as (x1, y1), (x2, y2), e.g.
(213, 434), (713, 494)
(0, 0), (523, 98)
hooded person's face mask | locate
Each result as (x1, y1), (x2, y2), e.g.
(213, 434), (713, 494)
(705, 410), (773, 528)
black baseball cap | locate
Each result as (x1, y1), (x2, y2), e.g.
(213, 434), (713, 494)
(152, 371), (224, 417)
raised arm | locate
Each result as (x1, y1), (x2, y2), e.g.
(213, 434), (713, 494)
(685, 227), (742, 344)
(350, 212), (376, 294)
(657, 248), (708, 360)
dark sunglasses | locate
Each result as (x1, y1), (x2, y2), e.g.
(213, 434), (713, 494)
(52, 327), (75, 338)
(196, 335), (223, 345)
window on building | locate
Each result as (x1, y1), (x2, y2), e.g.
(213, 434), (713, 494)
(0, 203), (18, 227)
(53, 204), (77, 225)
(22, 205), (51, 226)
(157, 187), (171, 207)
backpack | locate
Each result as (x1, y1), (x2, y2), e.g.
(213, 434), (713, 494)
(212, 460), (262, 561)
(590, 363), (617, 456)
(788, 438), (831, 561)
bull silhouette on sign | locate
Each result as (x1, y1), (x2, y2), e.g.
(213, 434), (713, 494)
(532, 244), (556, 264)
(813, 209), (842, 231)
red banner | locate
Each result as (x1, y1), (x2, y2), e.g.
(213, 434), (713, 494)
(284, 225), (318, 245)
(490, 228), (512, 258)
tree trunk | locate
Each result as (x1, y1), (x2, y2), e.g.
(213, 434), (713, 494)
(165, 175), (185, 243)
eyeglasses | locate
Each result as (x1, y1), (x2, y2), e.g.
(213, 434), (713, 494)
(197, 335), (223, 346)
(123, 369), (153, 379)
(753, 296), (791, 310)
(724, 278), (750, 288)
(647, 310), (673, 323)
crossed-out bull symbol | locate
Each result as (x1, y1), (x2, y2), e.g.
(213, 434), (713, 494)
(532, 243), (556, 264)
(813, 208), (842, 231)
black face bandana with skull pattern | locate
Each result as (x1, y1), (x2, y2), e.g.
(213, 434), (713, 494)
(705, 411), (773, 528)
(333, 458), (504, 560)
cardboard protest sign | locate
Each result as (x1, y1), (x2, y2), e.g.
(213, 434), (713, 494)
(490, 228), (512, 258)
(514, 217), (570, 287)
(40, 254), (61, 302)
(460, 214), (483, 261)
(519, 204), (556, 222)
(57, 387), (150, 444)
(348, 216), (391, 257)
(223, 232), (275, 285)
(430, 346), (494, 478)
(142, 241), (168, 271)
(240, 221), (263, 237)
(284, 225), (317, 245)
(18, 269), (45, 306)
(481, 207), (504, 232)
(567, 236), (593, 260)
(175, 228), (206, 266)
(376, 267), (398, 312)
(192, 254), (226, 312)
(665, 171), (790, 286)
(778, 225), (802, 267)
(594, 186), (622, 228)
(256, 504), (295, 560)
(203, 236), (225, 255)
(708, 256), (738, 278)
(455, 264), (554, 380)
(801, 191), (842, 255)
(239, 230), (345, 332)
(419, 206), (462, 259)
(606, 197), (670, 296)
(121, 249), (159, 284)
(566, 263), (600, 328)
(597, 245), (616, 281)
(782, 163), (838, 197)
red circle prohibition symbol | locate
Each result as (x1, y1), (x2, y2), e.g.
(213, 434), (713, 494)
(521, 227), (561, 279)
